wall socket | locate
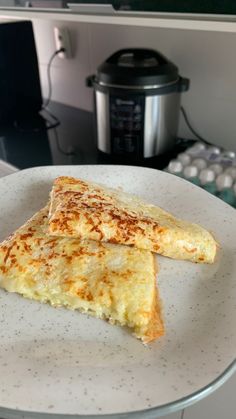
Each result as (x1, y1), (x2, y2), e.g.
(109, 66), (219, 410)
(54, 27), (72, 59)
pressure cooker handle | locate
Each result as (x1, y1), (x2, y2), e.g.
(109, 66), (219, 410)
(106, 48), (167, 65)
(86, 75), (95, 87)
(178, 77), (190, 92)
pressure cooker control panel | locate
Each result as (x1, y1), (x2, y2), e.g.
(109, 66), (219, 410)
(110, 95), (144, 156)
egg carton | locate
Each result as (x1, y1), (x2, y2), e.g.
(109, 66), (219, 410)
(165, 142), (236, 207)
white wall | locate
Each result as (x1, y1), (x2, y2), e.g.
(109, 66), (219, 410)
(32, 19), (236, 151)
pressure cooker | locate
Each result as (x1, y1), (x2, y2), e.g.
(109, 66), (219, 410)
(87, 48), (189, 158)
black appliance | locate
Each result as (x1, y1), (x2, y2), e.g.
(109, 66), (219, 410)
(0, 20), (42, 124)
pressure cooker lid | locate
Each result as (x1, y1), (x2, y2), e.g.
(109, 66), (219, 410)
(96, 48), (180, 87)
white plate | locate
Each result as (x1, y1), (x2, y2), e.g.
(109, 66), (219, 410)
(0, 165), (235, 419)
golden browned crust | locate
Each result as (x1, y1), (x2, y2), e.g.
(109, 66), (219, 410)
(141, 256), (165, 344)
(141, 288), (165, 344)
(48, 176), (218, 264)
(0, 207), (165, 344)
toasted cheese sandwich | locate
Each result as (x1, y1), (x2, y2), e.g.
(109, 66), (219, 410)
(0, 207), (164, 343)
(48, 176), (217, 264)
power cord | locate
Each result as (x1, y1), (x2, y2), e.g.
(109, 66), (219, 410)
(12, 48), (64, 133)
(13, 47), (75, 156)
(42, 47), (75, 156)
(39, 48), (63, 133)
(42, 48), (65, 110)
(53, 127), (75, 157)
(180, 106), (211, 145)
(41, 107), (60, 130)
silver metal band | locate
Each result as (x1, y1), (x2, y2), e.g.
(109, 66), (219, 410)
(97, 78), (179, 90)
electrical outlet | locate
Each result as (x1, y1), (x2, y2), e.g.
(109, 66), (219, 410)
(54, 27), (72, 59)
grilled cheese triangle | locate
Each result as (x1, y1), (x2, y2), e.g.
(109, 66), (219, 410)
(48, 176), (218, 264)
(0, 207), (164, 343)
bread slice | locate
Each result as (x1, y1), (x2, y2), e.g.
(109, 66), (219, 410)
(0, 207), (164, 343)
(48, 176), (217, 264)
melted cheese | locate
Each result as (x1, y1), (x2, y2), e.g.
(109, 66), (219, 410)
(48, 176), (218, 263)
(0, 207), (164, 343)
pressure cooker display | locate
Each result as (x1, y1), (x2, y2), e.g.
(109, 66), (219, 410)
(110, 95), (144, 156)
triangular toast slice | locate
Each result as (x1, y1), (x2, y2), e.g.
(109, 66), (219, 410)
(0, 207), (164, 343)
(48, 176), (217, 264)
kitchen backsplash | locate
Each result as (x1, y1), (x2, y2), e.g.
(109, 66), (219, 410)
(31, 18), (236, 151)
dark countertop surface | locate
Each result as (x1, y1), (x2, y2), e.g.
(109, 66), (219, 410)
(0, 101), (193, 170)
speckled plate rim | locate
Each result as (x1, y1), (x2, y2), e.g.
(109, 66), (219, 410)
(0, 360), (235, 419)
(0, 165), (235, 419)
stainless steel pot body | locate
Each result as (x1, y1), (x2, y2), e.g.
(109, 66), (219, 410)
(94, 88), (181, 158)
